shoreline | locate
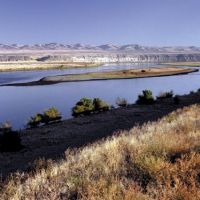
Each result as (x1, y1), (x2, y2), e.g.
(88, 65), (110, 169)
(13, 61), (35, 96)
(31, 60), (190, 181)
(2, 67), (198, 86)
(1, 90), (200, 178)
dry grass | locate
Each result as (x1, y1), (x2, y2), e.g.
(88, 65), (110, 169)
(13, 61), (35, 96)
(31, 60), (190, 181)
(42, 67), (196, 82)
(1, 105), (200, 199)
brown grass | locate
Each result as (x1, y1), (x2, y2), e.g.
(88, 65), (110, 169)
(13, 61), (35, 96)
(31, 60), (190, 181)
(1, 105), (200, 199)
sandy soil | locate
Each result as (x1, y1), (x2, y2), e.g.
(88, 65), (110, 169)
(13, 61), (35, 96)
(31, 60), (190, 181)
(1, 91), (200, 179)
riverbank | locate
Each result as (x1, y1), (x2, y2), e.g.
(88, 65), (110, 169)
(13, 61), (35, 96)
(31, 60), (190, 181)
(1, 90), (200, 179)
(3, 67), (198, 86)
(0, 61), (102, 72)
(2, 91), (200, 199)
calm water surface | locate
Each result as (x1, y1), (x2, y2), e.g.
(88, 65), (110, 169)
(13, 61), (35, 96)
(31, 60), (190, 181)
(0, 63), (199, 129)
(0, 63), (156, 84)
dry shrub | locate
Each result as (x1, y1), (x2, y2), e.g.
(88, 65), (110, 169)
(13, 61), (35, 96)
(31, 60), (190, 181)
(148, 153), (200, 199)
(1, 105), (200, 199)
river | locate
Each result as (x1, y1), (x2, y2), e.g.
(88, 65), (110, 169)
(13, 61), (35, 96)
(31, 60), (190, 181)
(0, 63), (199, 129)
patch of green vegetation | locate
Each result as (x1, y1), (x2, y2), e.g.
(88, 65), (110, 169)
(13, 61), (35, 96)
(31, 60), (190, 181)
(72, 97), (110, 117)
(28, 113), (43, 128)
(27, 108), (62, 128)
(42, 107), (62, 124)
(136, 90), (155, 105)
(72, 98), (94, 117)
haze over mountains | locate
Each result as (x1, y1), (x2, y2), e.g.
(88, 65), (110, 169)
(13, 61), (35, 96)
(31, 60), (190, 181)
(0, 43), (200, 53)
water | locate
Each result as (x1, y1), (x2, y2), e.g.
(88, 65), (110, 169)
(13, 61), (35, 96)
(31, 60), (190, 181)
(0, 63), (156, 84)
(0, 63), (199, 129)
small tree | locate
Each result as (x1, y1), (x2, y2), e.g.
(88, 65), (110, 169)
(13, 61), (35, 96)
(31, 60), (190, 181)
(28, 113), (43, 128)
(72, 97), (110, 117)
(72, 98), (94, 117)
(136, 90), (155, 104)
(93, 98), (110, 111)
(42, 107), (62, 124)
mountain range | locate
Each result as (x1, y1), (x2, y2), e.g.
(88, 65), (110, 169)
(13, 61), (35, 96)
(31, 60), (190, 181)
(0, 43), (200, 53)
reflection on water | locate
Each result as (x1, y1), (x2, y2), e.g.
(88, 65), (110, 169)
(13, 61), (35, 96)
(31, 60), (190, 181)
(0, 64), (199, 129)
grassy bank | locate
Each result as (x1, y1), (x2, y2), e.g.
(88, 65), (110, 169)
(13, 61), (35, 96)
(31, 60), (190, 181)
(1, 104), (200, 199)
(0, 61), (102, 72)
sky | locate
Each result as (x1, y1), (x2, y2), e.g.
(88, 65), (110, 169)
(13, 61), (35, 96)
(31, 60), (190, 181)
(0, 0), (200, 46)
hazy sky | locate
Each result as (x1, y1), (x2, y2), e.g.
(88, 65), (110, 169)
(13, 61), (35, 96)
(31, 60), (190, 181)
(0, 0), (200, 46)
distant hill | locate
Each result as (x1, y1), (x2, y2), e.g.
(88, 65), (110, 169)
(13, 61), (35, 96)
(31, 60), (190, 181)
(0, 43), (200, 53)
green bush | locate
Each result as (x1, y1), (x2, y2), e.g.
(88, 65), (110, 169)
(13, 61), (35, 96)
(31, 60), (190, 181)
(0, 124), (22, 152)
(27, 108), (62, 127)
(72, 98), (94, 117)
(42, 107), (62, 124)
(116, 97), (128, 107)
(72, 97), (110, 117)
(28, 113), (43, 128)
(93, 98), (110, 111)
(136, 90), (155, 105)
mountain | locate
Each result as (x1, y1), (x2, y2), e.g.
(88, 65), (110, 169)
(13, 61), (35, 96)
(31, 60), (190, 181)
(97, 44), (120, 51)
(0, 43), (200, 53)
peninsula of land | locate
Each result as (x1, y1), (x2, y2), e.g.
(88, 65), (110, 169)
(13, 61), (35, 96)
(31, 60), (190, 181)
(4, 67), (198, 86)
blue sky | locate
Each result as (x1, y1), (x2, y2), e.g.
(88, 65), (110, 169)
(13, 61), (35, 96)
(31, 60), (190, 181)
(0, 0), (200, 46)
